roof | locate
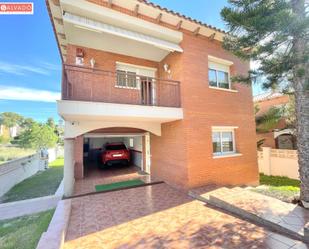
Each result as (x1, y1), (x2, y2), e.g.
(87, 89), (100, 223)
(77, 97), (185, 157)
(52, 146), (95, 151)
(137, 0), (227, 34)
(253, 92), (284, 102)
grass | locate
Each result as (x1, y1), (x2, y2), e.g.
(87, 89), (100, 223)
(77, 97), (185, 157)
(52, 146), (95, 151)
(95, 179), (145, 192)
(259, 174), (300, 187)
(0, 146), (35, 164)
(252, 173), (300, 202)
(0, 209), (54, 249)
(0, 158), (64, 203)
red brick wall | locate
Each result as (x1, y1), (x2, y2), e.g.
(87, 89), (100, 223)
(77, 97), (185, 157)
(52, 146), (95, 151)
(65, 45), (160, 104)
(256, 132), (276, 149)
(151, 51), (189, 189)
(178, 33), (259, 187)
(65, 7), (259, 188)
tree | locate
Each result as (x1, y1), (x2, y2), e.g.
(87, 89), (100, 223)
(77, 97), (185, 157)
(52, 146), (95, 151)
(0, 112), (23, 128)
(221, 0), (309, 203)
(13, 123), (58, 150)
(255, 106), (283, 133)
(46, 117), (56, 129)
(20, 117), (36, 129)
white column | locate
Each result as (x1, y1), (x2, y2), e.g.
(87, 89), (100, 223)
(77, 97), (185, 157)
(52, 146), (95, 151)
(145, 133), (151, 174)
(64, 138), (75, 197)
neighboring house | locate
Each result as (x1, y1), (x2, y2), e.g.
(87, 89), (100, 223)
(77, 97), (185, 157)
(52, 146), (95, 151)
(254, 92), (296, 149)
(46, 0), (258, 196)
(0, 124), (20, 139)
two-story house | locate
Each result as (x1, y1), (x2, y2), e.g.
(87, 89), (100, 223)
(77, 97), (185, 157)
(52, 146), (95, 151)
(47, 0), (259, 196)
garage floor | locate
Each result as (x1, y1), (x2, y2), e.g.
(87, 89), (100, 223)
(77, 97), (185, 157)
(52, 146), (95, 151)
(65, 183), (306, 249)
(73, 163), (159, 196)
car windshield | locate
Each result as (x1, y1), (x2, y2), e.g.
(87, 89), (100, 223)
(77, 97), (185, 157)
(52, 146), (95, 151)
(106, 144), (127, 150)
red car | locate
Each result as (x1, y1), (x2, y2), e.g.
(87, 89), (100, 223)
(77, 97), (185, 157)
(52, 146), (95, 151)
(100, 143), (130, 166)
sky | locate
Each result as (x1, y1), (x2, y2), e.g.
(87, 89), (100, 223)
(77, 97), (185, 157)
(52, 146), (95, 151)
(0, 0), (264, 122)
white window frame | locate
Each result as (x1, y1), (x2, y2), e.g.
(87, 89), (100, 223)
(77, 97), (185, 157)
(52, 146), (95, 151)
(129, 138), (134, 148)
(208, 56), (236, 92)
(209, 68), (231, 90)
(115, 62), (156, 90)
(212, 126), (242, 158)
(116, 69), (139, 90)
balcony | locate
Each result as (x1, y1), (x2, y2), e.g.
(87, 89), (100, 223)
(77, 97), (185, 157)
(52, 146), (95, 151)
(62, 64), (181, 108)
(58, 64), (183, 137)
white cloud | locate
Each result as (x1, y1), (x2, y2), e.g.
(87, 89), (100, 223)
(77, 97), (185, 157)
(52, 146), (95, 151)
(0, 61), (61, 75)
(0, 86), (60, 102)
(40, 62), (61, 71)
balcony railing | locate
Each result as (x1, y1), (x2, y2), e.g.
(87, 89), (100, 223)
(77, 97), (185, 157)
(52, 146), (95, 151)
(62, 64), (181, 108)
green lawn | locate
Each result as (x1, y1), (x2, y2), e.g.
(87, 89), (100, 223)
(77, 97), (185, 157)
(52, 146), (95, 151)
(0, 158), (64, 203)
(0, 146), (35, 164)
(252, 173), (300, 202)
(0, 209), (54, 249)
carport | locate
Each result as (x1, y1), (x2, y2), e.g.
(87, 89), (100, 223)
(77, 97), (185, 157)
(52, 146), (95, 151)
(70, 127), (153, 196)
(84, 132), (145, 172)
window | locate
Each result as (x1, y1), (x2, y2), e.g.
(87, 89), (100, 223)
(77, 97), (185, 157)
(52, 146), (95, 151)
(208, 69), (230, 89)
(212, 128), (236, 156)
(208, 69), (217, 87)
(129, 138), (134, 147)
(116, 70), (137, 89)
(116, 62), (156, 90)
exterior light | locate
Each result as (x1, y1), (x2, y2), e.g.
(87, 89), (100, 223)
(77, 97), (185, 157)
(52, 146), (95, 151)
(90, 58), (95, 68)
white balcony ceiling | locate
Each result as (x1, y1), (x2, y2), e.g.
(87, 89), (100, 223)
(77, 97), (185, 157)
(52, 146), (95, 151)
(53, 0), (184, 61)
(58, 100), (184, 137)
(62, 12), (183, 61)
(47, 0), (226, 61)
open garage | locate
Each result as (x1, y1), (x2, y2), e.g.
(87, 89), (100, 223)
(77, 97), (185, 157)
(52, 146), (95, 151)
(78, 128), (151, 182)
(84, 134), (144, 169)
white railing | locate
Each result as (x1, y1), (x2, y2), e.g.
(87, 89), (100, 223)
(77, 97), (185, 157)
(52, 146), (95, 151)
(258, 147), (299, 180)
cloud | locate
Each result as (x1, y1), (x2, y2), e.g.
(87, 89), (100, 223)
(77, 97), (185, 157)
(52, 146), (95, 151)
(0, 61), (56, 76)
(0, 86), (60, 102)
(40, 62), (61, 71)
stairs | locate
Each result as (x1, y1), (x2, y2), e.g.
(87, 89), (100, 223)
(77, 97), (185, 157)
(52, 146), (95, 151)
(189, 187), (309, 243)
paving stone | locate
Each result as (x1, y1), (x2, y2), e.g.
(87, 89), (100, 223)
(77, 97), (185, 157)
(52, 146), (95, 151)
(192, 186), (309, 243)
(64, 183), (306, 249)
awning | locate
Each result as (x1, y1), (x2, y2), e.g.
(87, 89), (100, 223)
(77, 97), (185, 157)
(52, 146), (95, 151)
(63, 12), (183, 53)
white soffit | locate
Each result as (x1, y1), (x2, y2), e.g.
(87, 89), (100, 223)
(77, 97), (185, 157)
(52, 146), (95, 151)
(58, 100), (184, 123)
(63, 12), (183, 53)
(60, 0), (183, 44)
(208, 55), (234, 66)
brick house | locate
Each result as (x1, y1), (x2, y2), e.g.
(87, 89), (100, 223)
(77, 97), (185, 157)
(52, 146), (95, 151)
(254, 92), (296, 149)
(46, 0), (259, 196)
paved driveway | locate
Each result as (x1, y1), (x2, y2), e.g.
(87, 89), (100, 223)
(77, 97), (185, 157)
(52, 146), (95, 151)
(65, 183), (307, 249)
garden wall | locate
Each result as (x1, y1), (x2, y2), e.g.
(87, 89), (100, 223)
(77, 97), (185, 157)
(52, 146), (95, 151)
(0, 146), (63, 197)
(258, 147), (299, 180)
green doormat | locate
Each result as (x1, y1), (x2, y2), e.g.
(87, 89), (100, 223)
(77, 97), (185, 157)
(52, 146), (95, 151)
(95, 179), (145, 192)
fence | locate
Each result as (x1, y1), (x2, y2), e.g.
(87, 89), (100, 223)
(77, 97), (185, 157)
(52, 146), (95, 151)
(0, 146), (63, 197)
(258, 147), (299, 179)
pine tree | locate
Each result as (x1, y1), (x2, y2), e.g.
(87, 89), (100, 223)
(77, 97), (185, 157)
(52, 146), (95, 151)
(221, 0), (309, 203)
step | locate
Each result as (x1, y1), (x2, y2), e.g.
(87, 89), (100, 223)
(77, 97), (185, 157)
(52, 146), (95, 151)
(190, 187), (309, 244)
